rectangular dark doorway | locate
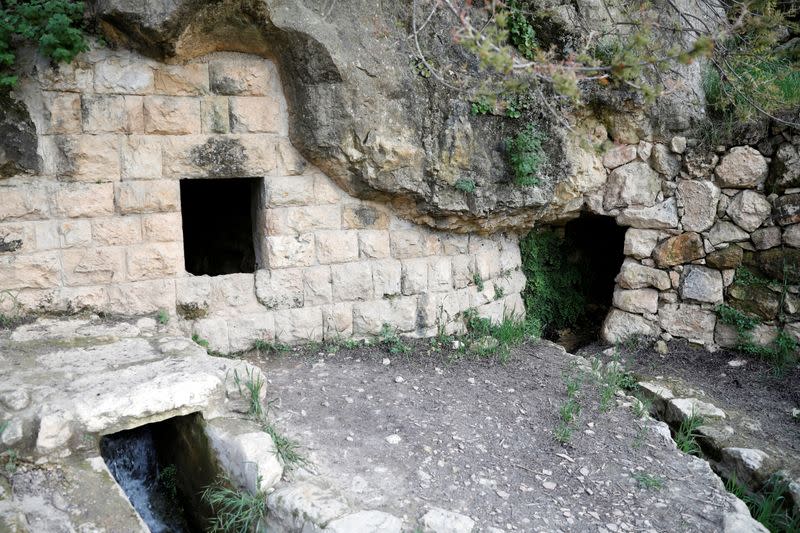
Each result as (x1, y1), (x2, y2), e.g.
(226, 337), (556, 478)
(180, 178), (260, 276)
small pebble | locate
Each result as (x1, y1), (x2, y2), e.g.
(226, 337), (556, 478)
(395, 376), (405, 383)
(386, 434), (402, 444)
(382, 358), (391, 365)
(543, 481), (557, 490)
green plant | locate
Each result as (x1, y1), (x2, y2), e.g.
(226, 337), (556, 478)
(631, 396), (652, 419)
(0, 0), (89, 87)
(502, 0), (537, 60)
(156, 309), (170, 326)
(493, 284), (505, 300)
(633, 472), (664, 490)
(454, 178), (476, 193)
(461, 309), (534, 362)
(192, 333), (210, 349)
(472, 273), (485, 291)
(262, 423), (306, 470)
(379, 323), (411, 354)
(470, 97), (492, 115)
(505, 124), (546, 186)
(553, 422), (572, 444)
(727, 475), (800, 533)
(715, 305), (799, 371)
(252, 339), (290, 354)
(674, 414), (704, 456)
(559, 398), (581, 424)
(202, 477), (268, 533)
(520, 230), (588, 337)
(411, 58), (431, 78)
(233, 368), (265, 419)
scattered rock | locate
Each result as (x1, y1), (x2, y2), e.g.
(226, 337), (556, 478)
(325, 510), (403, 533)
(654, 340), (669, 355)
(421, 507), (475, 533)
(385, 434), (402, 445)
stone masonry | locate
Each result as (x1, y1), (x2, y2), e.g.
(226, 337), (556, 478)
(0, 47), (525, 354)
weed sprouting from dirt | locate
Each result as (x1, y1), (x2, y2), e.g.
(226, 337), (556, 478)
(202, 477), (268, 533)
(380, 323), (411, 355)
(252, 339), (291, 355)
(233, 368), (265, 419)
(633, 472), (665, 490)
(674, 414), (704, 456)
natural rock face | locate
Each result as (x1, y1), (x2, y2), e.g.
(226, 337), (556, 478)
(715, 146), (768, 188)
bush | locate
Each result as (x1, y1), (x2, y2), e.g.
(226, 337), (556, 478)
(503, 0), (537, 60)
(520, 230), (588, 336)
(506, 123), (546, 186)
(0, 0), (88, 87)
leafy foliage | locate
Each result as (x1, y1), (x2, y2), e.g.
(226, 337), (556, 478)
(727, 475), (800, 533)
(379, 323), (411, 354)
(505, 124), (546, 186)
(0, 0), (88, 87)
(520, 230), (588, 336)
(454, 178), (476, 193)
(460, 308), (536, 362)
(503, 0), (537, 60)
(470, 97), (492, 115)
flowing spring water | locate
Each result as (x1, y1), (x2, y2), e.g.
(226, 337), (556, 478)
(101, 426), (191, 533)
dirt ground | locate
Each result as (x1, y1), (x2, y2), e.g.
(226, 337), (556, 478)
(249, 339), (751, 532)
(579, 339), (800, 471)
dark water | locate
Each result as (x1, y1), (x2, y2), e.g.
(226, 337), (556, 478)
(100, 426), (191, 533)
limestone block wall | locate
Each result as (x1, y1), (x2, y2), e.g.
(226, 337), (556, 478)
(580, 134), (800, 350)
(0, 46), (525, 353)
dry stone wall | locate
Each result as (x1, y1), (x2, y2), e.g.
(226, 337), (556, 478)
(587, 133), (800, 350)
(0, 46), (525, 354)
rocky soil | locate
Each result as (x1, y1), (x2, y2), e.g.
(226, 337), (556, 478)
(250, 339), (763, 532)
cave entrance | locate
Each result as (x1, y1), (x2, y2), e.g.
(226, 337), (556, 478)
(100, 413), (220, 533)
(180, 177), (261, 276)
(531, 213), (626, 351)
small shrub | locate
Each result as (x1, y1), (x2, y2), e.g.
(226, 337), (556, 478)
(202, 478), (268, 533)
(559, 398), (581, 424)
(252, 339), (290, 354)
(473, 273), (485, 291)
(493, 284), (505, 300)
(461, 308), (536, 362)
(454, 178), (476, 193)
(506, 124), (546, 186)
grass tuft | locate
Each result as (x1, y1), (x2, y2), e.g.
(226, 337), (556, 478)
(202, 478), (268, 533)
(633, 472), (664, 490)
(233, 368), (265, 419)
(674, 413), (704, 456)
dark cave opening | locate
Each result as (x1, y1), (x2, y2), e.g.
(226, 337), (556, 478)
(180, 177), (260, 276)
(543, 213), (627, 350)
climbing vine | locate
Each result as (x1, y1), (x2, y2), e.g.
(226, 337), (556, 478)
(0, 0), (88, 87)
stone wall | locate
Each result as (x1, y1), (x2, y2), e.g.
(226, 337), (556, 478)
(587, 135), (800, 350)
(0, 46), (525, 353)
